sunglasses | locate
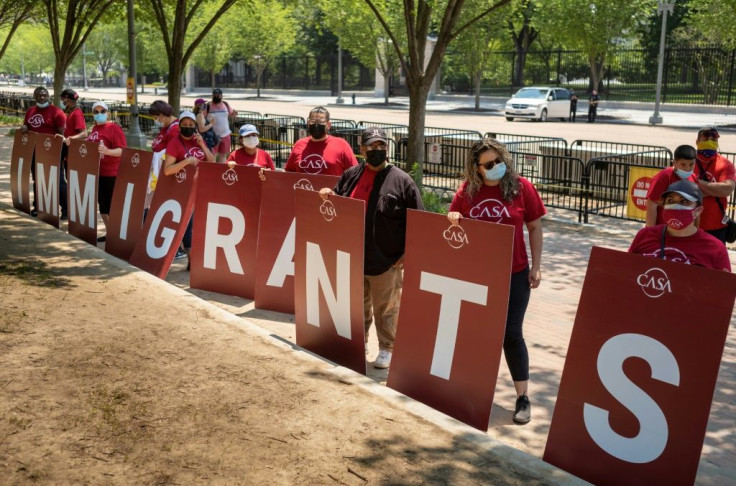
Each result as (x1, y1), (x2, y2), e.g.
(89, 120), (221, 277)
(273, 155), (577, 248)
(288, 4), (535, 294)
(699, 129), (719, 139)
(476, 158), (500, 170)
(93, 109), (107, 114)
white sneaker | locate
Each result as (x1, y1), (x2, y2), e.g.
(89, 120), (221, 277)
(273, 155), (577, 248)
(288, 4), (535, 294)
(374, 349), (392, 369)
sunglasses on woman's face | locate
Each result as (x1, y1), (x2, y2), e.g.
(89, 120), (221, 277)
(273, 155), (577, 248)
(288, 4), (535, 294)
(93, 109), (107, 114)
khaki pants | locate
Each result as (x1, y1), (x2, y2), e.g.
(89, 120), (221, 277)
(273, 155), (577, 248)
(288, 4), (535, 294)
(364, 265), (403, 351)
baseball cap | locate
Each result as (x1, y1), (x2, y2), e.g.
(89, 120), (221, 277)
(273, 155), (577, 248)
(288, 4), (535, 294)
(92, 101), (108, 111)
(362, 126), (387, 145)
(213, 88), (222, 95)
(662, 180), (703, 205)
(60, 88), (78, 100)
(194, 98), (206, 106)
(179, 110), (196, 123)
(697, 126), (720, 139)
(239, 124), (259, 137)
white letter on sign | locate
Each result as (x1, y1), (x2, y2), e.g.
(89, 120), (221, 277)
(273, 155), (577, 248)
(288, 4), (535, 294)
(204, 202), (245, 274)
(146, 199), (182, 259)
(68, 170), (96, 227)
(36, 162), (58, 215)
(583, 333), (679, 464)
(119, 183), (135, 240)
(420, 271), (488, 380)
(266, 217), (295, 287)
(305, 242), (351, 339)
(16, 157), (24, 205)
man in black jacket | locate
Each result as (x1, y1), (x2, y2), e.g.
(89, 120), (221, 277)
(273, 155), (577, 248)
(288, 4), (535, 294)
(320, 127), (424, 369)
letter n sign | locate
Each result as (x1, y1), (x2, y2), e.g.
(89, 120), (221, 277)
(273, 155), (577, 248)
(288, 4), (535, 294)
(544, 247), (736, 486)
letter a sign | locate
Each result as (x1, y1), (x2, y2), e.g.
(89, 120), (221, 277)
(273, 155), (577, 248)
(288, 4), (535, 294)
(544, 247), (736, 486)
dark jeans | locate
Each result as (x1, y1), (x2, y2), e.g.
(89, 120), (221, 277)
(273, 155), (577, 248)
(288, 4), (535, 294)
(706, 226), (728, 244)
(504, 267), (531, 382)
(570, 104), (577, 122)
(588, 107), (597, 122)
(29, 152), (67, 215)
(183, 213), (193, 249)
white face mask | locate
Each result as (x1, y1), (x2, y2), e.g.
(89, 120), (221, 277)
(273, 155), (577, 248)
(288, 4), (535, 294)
(242, 136), (259, 148)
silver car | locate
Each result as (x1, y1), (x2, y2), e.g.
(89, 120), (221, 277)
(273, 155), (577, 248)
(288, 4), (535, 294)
(505, 87), (572, 122)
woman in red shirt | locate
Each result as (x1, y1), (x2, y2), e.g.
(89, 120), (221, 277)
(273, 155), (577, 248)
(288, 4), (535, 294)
(226, 124), (275, 170)
(447, 138), (546, 425)
(87, 101), (126, 242)
(58, 89), (88, 220)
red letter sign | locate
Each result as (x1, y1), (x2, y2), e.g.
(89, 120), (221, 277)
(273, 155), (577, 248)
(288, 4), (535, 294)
(544, 247), (736, 486)
(387, 210), (514, 430)
(66, 139), (100, 246)
(10, 130), (35, 214)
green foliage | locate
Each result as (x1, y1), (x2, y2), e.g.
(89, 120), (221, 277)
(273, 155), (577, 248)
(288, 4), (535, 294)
(685, 0), (736, 49)
(0, 24), (54, 76)
(408, 163), (451, 214)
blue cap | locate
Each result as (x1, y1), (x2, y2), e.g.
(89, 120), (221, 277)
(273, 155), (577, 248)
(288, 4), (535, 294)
(239, 124), (259, 137)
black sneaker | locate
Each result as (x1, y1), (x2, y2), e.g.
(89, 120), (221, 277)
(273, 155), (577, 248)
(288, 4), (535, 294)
(174, 248), (187, 260)
(97, 235), (107, 242)
(30, 208), (38, 217)
(513, 394), (531, 424)
(60, 212), (68, 221)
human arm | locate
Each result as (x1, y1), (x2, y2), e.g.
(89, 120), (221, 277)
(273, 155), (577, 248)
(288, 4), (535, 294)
(697, 178), (735, 197)
(164, 153), (199, 175)
(197, 112), (213, 132)
(645, 200), (659, 227)
(526, 217), (543, 289)
(194, 132), (215, 162)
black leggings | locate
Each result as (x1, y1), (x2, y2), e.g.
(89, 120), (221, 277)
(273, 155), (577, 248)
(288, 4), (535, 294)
(503, 267), (531, 382)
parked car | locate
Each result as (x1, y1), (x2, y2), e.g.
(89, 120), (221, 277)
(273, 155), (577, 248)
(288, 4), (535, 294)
(504, 87), (571, 122)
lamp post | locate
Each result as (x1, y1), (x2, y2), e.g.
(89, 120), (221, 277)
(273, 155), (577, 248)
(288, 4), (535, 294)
(336, 42), (344, 104)
(82, 43), (89, 90)
(126, 0), (147, 147)
(649, 1), (674, 125)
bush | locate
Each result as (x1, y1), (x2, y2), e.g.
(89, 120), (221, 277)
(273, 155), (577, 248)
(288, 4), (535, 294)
(409, 162), (453, 214)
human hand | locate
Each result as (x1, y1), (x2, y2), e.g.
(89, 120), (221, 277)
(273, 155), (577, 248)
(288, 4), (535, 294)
(227, 160), (236, 169)
(447, 211), (462, 226)
(529, 267), (542, 289)
(258, 168), (268, 181)
(319, 187), (333, 200)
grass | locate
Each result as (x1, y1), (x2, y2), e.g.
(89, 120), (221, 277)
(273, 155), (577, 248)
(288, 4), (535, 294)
(0, 114), (22, 127)
(0, 259), (67, 287)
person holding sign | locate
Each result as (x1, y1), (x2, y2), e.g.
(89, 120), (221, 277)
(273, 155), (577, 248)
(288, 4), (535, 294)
(57, 89), (88, 221)
(447, 138), (546, 424)
(164, 111), (215, 269)
(645, 145), (698, 227)
(319, 127), (423, 369)
(147, 100), (180, 210)
(226, 124), (275, 170)
(87, 101), (127, 242)
(630, 180), (730, 271)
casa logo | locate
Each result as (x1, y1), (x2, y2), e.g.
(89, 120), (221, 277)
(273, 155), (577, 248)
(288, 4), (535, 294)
(222, 168), (238, 186)
(87, 131), (99, 142)
(43, 137), (52, 151)
(298, 154), (327, 174)
(468, 198), (511, 222)
(175, 169), (187, 184)
(131, 153), (140, 167)
(443, 224), (468, 249)
(664, 216), (685, 230)
(294, 178), (314, 191)
(187, 147), (205, 160)
(28, 114), (44, 128)
(643, 247), (690, 265)
(636, 267), (672, 299)
(21, 133), (28, 145)
(79, 143), (88, 158)
(320, 199), (337, 222)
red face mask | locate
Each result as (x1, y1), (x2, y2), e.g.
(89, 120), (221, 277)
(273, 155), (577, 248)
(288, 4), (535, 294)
(662, 205), (696, 230)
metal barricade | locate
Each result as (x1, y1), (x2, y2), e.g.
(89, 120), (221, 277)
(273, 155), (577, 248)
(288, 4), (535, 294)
(484, 132), (568, 156)
(585, 159), (663, 222)
(569, 140), (672, 165)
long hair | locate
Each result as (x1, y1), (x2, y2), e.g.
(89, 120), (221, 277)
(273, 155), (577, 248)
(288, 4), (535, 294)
(463, 138), (520, 201)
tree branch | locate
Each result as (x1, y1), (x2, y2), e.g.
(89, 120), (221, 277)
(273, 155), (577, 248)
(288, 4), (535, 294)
(452, 0), (512, 40)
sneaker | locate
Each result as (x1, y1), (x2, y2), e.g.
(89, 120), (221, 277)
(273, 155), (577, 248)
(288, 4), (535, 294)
(30, 208), (38, 217)
(513, 394), (531, 424)
(374, 349), (392, 369)
(96, 235), (107, 242)
(174, 248), (187, 260)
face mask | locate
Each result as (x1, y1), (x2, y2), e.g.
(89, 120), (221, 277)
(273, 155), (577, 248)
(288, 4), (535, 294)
(483, 162), (507, 181)
(93, 113), (107, 124)
(697, 140), (719, 158)
(154, 119), (164, 128)
(661, 205), (696, 230)
(180, 126), (197, 137)
(242, 136), (259, 148)
(308, 123), (327, 139)
(675, 168), (694, 180)
(213, 96), (222, 103)
(365, 150), (387, 167)
(61, 100), (67, 109)
(36, 101), (49, 109)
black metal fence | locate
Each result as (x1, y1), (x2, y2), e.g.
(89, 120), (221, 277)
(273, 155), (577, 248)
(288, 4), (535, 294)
(444, 45), (736, 106)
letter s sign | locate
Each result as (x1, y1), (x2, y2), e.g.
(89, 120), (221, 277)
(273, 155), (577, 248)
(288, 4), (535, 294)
(583, 333), (680, 464)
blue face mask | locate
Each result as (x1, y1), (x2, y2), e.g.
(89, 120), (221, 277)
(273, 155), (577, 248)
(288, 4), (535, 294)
(154, 120), (164, 128)
(483, 162), (507, 181)
(94, 113), (107, 124)
(675, 168), (694, 180)
(36, 101), (49, 109)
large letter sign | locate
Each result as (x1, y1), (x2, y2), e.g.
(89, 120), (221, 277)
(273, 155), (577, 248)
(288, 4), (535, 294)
(10, 130), (36, 214)
(294, 190), (365, 374)
(387, 210), (514, 430)
(254, 171), (339, 313)
(544, 247), (736, 486)
(66, 139), (100, 245)
(190, 163), (262, 299)
(34, 134), (63, 228)
(105, 148), (153, 260)
(129, 165), (198, 279)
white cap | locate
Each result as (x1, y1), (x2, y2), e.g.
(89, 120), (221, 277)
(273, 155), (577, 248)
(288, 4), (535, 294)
(179, 110), (196, 122)
(92, 101), (108, 111)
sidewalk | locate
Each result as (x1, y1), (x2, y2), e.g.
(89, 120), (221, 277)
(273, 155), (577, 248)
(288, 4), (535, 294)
(0, 116), (734, 483)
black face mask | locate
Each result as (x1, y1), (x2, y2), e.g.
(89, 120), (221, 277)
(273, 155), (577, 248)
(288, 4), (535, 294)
(180, 126), (197, 137)
(213, 96), (222, 103)
(308, 123), (327, 139)
(365, 150), (387, 167)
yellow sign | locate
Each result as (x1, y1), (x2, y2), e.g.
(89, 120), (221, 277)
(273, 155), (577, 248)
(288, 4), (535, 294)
(626, 166), (661, 220)
(126, 77), (135, 104)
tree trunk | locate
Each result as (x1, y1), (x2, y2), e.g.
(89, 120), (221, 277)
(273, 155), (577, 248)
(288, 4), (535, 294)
(53, 61), (66, 106)
(211, 70), (215, 88)
(167, 56), (184, 114)
(474, 72), (481, 110)
(407, 80), (430, 189)
(384, 73), (389, 104)
(513, 50), (527, 87)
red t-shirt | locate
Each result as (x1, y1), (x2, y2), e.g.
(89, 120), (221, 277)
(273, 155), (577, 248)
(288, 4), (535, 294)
(63, 107), (86, 137)
(87, 122), (127, 177)
(628, 225), (731, 271)
(166, 135), (208, 163)
(646, 167), (698, 224)
(226, 148), (275, 170)
(151, 120), (180, 152)
(24, 104), (65, 135)
(450, 177), (546, 273)
(350, 166), (378, 202)
(694, 154), (736, 230)
(284, 135), (358, 175)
